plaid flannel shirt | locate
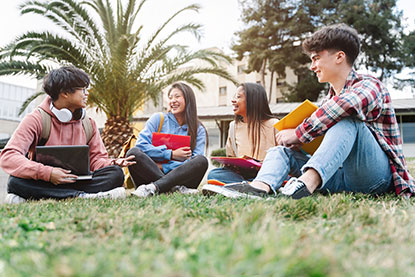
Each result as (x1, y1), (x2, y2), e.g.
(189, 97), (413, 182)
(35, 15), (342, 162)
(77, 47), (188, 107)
(295, 70), (415, 196)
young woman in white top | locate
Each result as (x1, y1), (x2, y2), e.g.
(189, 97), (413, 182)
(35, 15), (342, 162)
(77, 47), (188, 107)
(207, 82), (278, 184)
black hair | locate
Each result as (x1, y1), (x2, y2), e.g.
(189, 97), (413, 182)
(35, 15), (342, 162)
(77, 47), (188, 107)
(235, 82), (275, 157)
(43, 66), (90, 101)
(168, 82), (207, 151)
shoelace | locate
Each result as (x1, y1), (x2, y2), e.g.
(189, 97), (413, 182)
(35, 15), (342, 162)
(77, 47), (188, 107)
(144, 186), (155, 195)
(282, 178), (304, 195)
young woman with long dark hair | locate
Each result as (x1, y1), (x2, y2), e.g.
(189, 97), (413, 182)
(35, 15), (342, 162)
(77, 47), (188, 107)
(127, 82), (208, 197)
(206, 82), (278, 184)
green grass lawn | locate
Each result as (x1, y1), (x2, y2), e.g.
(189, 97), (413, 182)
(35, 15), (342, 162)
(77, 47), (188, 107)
(1, 159), (415, 276)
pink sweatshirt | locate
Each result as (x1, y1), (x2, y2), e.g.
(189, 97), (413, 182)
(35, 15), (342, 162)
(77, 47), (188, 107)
(0, 97), (112, 182)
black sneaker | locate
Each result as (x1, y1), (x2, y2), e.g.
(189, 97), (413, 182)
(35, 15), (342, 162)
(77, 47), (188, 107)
(202, 181), (269, 199)
(280, 178), (312, 199)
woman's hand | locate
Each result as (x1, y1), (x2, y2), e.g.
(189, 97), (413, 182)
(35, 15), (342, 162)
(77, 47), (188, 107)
(50, 168), (77, 185)
(172, 146), (192, 161)
(111, 155), (136, 167)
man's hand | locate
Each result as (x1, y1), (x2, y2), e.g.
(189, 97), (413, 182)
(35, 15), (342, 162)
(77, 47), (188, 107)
(172, 146), (192, 162)
(276, 129), (301, 148)
(112, 155), (136, 167)
(50, 168), (77, 185)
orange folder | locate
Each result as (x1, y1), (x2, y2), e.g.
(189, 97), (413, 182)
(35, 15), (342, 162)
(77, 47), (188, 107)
(273, 100), (324, 155)
(152, 132), (190, 150)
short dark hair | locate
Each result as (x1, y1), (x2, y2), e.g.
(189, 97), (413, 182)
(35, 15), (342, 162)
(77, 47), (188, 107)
(302, 23), (360, 66)
(43, 66), (90, 101)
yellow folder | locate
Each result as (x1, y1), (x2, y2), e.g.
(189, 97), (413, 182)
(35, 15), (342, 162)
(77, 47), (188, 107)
(273, 100), (324, 155)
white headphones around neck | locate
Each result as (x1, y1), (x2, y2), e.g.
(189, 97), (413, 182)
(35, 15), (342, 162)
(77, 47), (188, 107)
(50, 102), (86, 123)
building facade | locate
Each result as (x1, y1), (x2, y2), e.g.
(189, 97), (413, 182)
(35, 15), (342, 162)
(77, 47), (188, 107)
(0, 81), (37, 139)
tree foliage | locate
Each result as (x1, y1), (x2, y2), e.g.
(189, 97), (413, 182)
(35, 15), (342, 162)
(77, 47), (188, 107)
(0, 0), (236, 156)
(233, 0), (409, 102)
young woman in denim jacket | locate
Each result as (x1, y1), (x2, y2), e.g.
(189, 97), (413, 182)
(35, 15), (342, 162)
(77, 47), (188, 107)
(127, 82), (208, 197)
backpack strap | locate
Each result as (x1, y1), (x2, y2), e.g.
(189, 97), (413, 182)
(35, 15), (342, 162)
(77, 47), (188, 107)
(37, 107), (93, 145)
(37, 107), (51, 146)
(229, 121), (238, 157)
(81, 116), (94, 144)
(157, 112), (164, 133)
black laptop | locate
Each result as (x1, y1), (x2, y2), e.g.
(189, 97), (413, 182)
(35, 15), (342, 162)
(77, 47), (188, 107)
(35, 145), (92, 180)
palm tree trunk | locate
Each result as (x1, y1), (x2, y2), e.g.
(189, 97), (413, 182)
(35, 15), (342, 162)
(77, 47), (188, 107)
(101, 115), (133, 158)
(268, 71), (274, 103)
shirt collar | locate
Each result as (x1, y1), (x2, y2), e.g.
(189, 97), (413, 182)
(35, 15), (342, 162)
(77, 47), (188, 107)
(328, 69), (359, 97)
(167, 112), (188, 130)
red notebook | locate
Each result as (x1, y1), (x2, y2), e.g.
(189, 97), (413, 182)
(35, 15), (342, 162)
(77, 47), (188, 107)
(211, 156), (262, 170)
(152, 132), (191, 150)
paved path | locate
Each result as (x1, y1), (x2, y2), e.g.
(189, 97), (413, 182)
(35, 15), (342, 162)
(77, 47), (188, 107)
(0, 168), (8, 204)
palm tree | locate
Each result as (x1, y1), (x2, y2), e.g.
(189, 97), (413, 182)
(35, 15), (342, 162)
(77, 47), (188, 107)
(0, 0), (236, 157)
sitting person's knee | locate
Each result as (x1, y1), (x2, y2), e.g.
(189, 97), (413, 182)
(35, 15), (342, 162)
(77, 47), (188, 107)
(107, 165), (125, 186)
(126, 147), (144, 159)
(193, 155), (208, 169)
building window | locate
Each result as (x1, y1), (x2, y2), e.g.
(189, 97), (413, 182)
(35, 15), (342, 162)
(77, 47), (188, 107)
(219, 86), (227, 96)
(237, 65), (245, 74)
(0, 83), (35, 121)
(399, 115), (415, 143)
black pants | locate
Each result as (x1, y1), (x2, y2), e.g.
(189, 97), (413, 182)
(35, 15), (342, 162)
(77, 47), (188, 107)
(126, 148), (208, 193)
(7, 165), (124, 200)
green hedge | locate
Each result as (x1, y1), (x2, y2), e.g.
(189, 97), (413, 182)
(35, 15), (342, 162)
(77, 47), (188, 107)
(210, 148), (226, 167)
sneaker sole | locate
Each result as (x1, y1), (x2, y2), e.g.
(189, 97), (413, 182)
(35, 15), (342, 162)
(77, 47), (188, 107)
(5, 193), (27, 204)
(201, 184), (262, 200)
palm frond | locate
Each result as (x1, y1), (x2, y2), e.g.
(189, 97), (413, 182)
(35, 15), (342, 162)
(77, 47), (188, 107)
(0, 61), (51, 78)
(19, 91), (45, 115)
(2, 0), (236, 123)
(9, 32), (90, 67)
(21, 0), (105, 59)
(130, 0), (147, 32)
(144, 4), (201, 52)
(158, 23), (202, 47)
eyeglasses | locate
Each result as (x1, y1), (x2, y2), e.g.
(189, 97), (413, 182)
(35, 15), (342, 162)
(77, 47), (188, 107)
(75, 87), (88, 94)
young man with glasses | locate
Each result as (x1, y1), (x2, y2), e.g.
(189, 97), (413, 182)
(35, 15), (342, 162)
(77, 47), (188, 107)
(203, 24), (415, 199)
(0, 66), (135, 203)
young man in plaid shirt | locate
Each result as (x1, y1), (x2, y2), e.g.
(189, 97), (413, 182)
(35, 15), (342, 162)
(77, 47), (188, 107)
(203, 23), (415, 199)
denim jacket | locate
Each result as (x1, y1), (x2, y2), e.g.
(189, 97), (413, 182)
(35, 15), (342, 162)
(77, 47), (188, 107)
(135, 112), (206, 173)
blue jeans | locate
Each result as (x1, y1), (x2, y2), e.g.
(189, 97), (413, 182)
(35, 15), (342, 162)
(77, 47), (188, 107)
(207, 167), (256, 184)
(255, 118), (393, 195)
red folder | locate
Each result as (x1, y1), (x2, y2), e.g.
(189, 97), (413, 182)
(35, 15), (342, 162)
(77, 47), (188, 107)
(211, 156), (262, 170)
(152, 132), (190, 150)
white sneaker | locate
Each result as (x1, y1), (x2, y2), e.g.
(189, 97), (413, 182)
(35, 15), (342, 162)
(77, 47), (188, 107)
(280, 178), (312, 199)
(5, 193), (26, 204)
(131, 183), (157, 198)
(171, 185), (199, 195)
(79, 187), (127, 199)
